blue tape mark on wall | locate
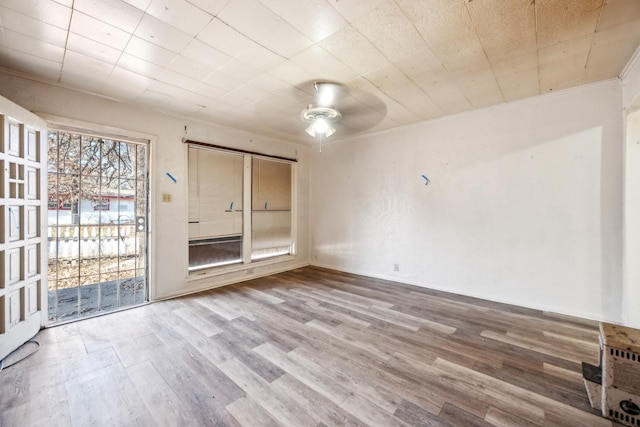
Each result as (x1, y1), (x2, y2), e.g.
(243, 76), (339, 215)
(166, 172), (177, 183)
(421, 174), (430, 186)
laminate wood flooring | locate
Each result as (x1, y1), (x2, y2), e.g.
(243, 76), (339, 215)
(0, 267), (620, 426)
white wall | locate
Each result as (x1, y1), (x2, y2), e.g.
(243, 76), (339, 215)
(0, 73), (310, 300)
(1, 69), (628, 322)
(622, 46), (640, 327)
(624, 110), (640, 327)
(311, 80), (624, 322)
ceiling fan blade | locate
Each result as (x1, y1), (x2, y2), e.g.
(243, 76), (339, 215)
(335, 90), (387, 132)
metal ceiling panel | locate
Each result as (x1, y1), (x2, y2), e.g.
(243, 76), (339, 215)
(0, 0), (638, 144)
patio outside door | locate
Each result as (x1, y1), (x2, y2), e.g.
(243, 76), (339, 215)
(47, 129), (149, 323)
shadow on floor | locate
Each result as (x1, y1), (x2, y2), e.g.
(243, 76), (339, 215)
(48, 277), (146, 323)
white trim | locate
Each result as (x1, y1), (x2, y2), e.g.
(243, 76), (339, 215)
(243, 155), (252, 264)
(160, 260), (309, 301)
(186, 254), (297, 282)
(621, 44), (640, 81)
(622, 44), (640, 109)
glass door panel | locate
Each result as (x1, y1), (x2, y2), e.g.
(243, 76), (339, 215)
(47, 130), (149, 323)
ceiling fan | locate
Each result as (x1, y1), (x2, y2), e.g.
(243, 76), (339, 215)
(299, 81), (387, 141)
(254, 80), (386, 143)
(300, 82), (343, 138)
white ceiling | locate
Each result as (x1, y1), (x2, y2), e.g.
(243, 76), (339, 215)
(1, 0), (640, 144)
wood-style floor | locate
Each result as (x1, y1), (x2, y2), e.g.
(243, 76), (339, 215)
(0, 267), (619, 426)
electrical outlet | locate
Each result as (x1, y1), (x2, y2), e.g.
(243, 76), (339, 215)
(246, 268), (254, 275)
(394, 263), (399, 272)
(162, 193), (171, 202)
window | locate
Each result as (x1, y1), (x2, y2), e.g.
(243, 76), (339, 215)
(188, 147), (244, 270)
(251, 158), (292, 260)
(48, 198), (72, 210)
(93, 198), (110, 210)
(187, 145), (295, 272)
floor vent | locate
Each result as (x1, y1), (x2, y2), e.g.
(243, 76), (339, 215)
(610, 408), (640, 425)
(610, 347), (639, 363)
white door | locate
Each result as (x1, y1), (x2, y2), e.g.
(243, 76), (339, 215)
(0, 95), (48, 360)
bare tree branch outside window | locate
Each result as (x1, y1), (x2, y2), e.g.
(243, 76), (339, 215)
(48, 131), (137, 224)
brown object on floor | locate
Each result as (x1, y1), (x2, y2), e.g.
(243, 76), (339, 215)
(598, 322), (640, 427)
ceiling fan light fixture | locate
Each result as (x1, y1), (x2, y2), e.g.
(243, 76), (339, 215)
(301, 105), (342, 138)
(323, 122), (336, 137)
(313, 117), (329, 134)
(305, 123), (317, 137)
(305, 120), (336, 137)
